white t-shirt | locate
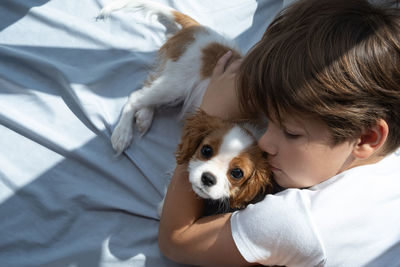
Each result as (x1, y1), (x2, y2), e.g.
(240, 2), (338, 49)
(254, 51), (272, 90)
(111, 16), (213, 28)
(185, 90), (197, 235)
(231, 152), (400, 266)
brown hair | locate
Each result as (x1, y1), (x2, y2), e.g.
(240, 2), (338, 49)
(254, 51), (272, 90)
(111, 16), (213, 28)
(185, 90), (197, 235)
(238, 0), (400, 154)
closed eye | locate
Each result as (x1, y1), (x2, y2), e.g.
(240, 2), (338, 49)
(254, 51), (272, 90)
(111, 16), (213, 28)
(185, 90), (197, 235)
(284, 130), (301, 139)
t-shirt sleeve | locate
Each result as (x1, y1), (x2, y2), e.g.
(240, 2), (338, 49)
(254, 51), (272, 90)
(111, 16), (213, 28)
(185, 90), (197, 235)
(231, 189), (326, 266)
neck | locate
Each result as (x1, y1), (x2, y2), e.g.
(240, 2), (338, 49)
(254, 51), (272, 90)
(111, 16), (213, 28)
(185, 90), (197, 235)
(347, 154), (385, 171)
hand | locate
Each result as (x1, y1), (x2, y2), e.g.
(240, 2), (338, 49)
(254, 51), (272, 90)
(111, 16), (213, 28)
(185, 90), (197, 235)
(200, 50), (243, 120)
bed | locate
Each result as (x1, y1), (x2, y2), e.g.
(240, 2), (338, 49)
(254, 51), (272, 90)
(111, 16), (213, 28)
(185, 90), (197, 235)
(0, 0), (290, 266)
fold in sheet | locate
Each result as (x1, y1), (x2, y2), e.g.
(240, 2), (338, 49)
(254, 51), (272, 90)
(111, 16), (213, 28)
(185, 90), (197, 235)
(0, 0), (284, 266)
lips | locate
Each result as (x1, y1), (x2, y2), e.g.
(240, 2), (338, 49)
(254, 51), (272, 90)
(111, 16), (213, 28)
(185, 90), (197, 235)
(271, 167), (281, 172)
(269, 163), (281, 172)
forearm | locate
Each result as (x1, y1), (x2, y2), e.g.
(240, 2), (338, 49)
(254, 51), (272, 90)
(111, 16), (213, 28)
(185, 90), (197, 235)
(158, 164), (245, 266)
(158, 164), (203, 244)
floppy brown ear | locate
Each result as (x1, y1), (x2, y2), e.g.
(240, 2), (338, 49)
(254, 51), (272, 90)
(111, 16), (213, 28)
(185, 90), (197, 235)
(230, 147), (273, 209)
(175, 109), (224, 164)
(230, 170), (272, 209)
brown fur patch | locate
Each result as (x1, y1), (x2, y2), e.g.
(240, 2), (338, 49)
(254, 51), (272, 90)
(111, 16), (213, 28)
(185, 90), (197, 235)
(194, 127), (232, 161)
(176, 110), (232, 164)
(159, 26), (203, 62)
(228, 145), (272, 209)
(158, 11), (201, 62)
(201, 43), (242, 79)
(145, 12), (200, 87)
(172, 11), (200, 28)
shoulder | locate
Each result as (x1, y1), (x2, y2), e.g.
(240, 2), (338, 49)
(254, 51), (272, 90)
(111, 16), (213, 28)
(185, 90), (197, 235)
(231, 189), (326, 266)
(306, 152), (400, 266)
(313, 152), (400, 194)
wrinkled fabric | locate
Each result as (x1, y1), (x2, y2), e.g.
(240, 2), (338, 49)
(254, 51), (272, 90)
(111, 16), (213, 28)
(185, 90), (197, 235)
(0, 0), (284, 266)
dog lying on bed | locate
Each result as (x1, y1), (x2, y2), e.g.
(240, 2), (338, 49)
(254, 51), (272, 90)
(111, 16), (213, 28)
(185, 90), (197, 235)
(98, 0), (274, 211)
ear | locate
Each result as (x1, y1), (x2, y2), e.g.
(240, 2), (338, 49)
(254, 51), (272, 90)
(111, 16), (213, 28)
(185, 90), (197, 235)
(353, 119), (389, 159)
(230, 148), (273, 209)
(175, 109), (224, 164)
(230, 167), (272, 209)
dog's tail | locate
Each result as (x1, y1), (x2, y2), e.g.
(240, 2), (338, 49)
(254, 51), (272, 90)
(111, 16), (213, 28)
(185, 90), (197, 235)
(97, 0), (199, 33)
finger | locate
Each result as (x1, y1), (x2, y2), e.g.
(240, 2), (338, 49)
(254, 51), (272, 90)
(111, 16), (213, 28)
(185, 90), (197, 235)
(212, 50), (233, 76)
(225, 58), (243, 74)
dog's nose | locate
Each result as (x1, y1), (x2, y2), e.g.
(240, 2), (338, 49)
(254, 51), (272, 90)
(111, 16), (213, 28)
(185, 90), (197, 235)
(201, 172), (216, 187)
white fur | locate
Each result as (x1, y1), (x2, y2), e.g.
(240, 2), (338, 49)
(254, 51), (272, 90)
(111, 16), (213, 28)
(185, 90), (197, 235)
(97, 0), (175, 24)
(97, 0), (180, 36)
(188, 126), (254, 200)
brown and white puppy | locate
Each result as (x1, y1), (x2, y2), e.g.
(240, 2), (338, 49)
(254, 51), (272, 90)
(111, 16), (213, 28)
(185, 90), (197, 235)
(98, 0), (242, 155)
(175, 110), (273, 211)
(98, 1), (273, 211)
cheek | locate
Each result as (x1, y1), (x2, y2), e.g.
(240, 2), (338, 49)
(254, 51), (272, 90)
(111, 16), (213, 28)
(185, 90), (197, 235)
(274, 143), (325, 186)
(288, 143), (353, 185)
(318, 143), (355, 176)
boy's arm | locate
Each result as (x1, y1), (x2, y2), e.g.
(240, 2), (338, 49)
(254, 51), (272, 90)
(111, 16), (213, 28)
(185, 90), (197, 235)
(158, 53), (253, 265)
(158, 164), (252, 266)
(200, 51), (244, 120)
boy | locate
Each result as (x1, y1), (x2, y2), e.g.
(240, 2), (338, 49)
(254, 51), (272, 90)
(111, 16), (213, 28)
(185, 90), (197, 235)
(159, 0), (400, 266)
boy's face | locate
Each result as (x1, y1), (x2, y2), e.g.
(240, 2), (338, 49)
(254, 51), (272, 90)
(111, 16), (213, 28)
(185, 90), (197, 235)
(258, 114), (356, 188)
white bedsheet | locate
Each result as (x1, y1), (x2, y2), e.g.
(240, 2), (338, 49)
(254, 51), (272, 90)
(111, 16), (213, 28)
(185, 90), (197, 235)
(0, 0), (286, 266)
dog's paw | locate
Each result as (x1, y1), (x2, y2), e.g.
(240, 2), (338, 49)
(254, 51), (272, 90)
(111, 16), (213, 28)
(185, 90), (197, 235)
(135, 107), (154, 135)
(111, 121), (134, 155)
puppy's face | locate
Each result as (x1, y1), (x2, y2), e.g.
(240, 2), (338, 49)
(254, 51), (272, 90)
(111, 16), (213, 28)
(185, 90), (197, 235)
(176, 110), (273, 209)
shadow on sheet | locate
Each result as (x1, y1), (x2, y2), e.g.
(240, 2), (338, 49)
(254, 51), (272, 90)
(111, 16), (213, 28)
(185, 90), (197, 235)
(0, 35), (183, 267)
(0, 0), (283, 266)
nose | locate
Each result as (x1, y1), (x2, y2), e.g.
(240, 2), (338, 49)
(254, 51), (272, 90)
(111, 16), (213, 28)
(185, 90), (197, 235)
(257, 126), (278, 156)
(201, 172), (216, 187)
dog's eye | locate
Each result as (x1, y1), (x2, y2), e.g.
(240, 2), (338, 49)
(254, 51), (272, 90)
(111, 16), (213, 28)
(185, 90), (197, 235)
(200, 145), (213, 158)
(230, 168), (244, 179)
